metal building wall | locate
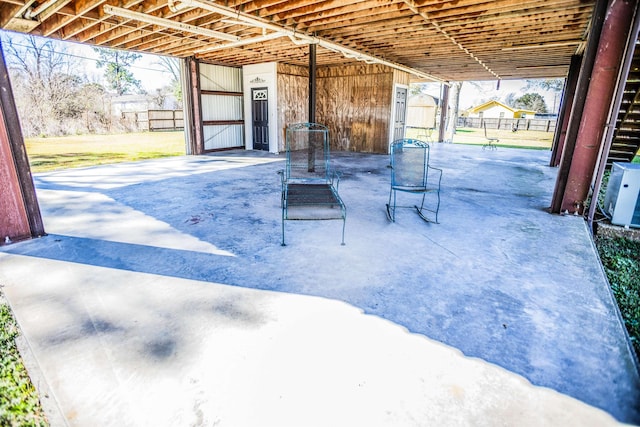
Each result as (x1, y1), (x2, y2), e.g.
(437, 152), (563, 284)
(199, 63), (244, 152)
(200, 63), (242, 92)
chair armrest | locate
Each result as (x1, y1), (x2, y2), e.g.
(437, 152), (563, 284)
(331, 170), (342, 190)
(427, 165), (443, 187)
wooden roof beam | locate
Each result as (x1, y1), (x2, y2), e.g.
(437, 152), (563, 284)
(403, 0), (500, 80)
(171, 0), (447, 83)
(102, 5), (239, 42)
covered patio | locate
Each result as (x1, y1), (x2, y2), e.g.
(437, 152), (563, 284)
(1, 144), (638, 425)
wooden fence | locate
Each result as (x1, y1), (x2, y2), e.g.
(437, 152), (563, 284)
(457, 117), (557, 132)
(122, 110), (184, 131)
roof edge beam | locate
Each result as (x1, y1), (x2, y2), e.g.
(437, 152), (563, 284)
(103, 5), (240, 43)
(195, 31), (285, 53)
(177, 0), (448, 84)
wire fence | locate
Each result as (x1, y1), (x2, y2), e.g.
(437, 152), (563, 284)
(457, 117), (557, 132)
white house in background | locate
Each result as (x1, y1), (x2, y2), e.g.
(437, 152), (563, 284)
(109, 93), (180, 116)
(407, 93), (438, 129)
(463, 100), (536, 119)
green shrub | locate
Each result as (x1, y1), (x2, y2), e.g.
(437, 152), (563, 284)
(0, 300), (48, 426)
(595, 236), (640, 356)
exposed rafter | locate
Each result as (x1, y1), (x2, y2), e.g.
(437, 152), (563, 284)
(0, 0), (596, 82)
(103, 5), (239, 42)
(174, 0), (447, 83)
(402, 0), (500, 81)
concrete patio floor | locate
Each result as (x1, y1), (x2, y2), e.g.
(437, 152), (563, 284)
(0, 143), (638, 426)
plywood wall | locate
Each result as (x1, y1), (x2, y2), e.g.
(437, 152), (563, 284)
(277, 63), (308, 152)
(317, 64), (407, 154)
(275, 62), (410, 154)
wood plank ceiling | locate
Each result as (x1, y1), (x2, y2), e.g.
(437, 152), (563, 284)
(0, 0), (596, 82)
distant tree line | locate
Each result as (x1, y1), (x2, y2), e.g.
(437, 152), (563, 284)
(1, 33), (181, 137)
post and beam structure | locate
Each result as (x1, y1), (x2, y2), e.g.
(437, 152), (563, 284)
(0, 43), (44, 244)
(551, 0), (637, 214)
(309, 44), (316, 124)
(550, 55), (582, 167)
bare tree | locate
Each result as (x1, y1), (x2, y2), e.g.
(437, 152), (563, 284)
(4, 34), (78, 135)
(2, 34), (109, 136)
(154, 55), (182, 106)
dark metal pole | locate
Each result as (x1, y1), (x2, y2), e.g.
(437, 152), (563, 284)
(550, 55), (582, 167)
(588, 0), (640, 230)
(559, 0), (636, 214)
(309, 44), (316, 123)
(187, 57), (204, 155)
(550, 0), (609, 213)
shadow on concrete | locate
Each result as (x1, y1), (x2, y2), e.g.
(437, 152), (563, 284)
(1, 145), (639, 425)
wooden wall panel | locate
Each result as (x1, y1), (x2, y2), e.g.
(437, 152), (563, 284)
(277, 63), (308, 152)
(317, 64), (396, 153)
(274, 62), (410, 154)
(393, 69), (411, 86)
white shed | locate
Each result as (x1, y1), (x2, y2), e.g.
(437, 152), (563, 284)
(407, 94), (437, 129)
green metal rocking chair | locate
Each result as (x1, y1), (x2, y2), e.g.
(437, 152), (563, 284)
(386, 138), (442, 223)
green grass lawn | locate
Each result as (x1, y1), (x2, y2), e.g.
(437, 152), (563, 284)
(594, 236), (640, 356)
(405, 127), (554, 149)
(25, 131), (185, 173)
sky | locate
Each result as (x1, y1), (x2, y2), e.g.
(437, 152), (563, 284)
(67, 42), (177, 93)
(419, 79), (562, 113)
(0, 31), (177, 94)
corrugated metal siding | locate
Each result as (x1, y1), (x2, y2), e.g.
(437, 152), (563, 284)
(200, 63), (242, 92)
(203, 124), (244, 151)
(202, 95), (243, 121)
(199, 63), (244, 150)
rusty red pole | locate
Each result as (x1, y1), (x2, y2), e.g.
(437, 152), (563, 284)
(550, 0), (608, 213)
(0, 106), (31, 244)
(0, 41), (44, 243)
(560, 0), (637, 214)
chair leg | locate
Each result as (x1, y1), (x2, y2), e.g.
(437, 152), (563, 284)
(417, 193), (426, 214)
(281, 209), (286, 246)
(386, 188), (395, 222)
(415, 191), (440, 224)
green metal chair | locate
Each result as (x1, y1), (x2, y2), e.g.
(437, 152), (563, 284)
(386, 138), (442, 223)
(483, 122), (499, 150)
(278, 122), (346, 246)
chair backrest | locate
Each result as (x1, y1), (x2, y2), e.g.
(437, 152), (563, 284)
(285, 122), (331, 183)
(389, 138), (430, 189)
